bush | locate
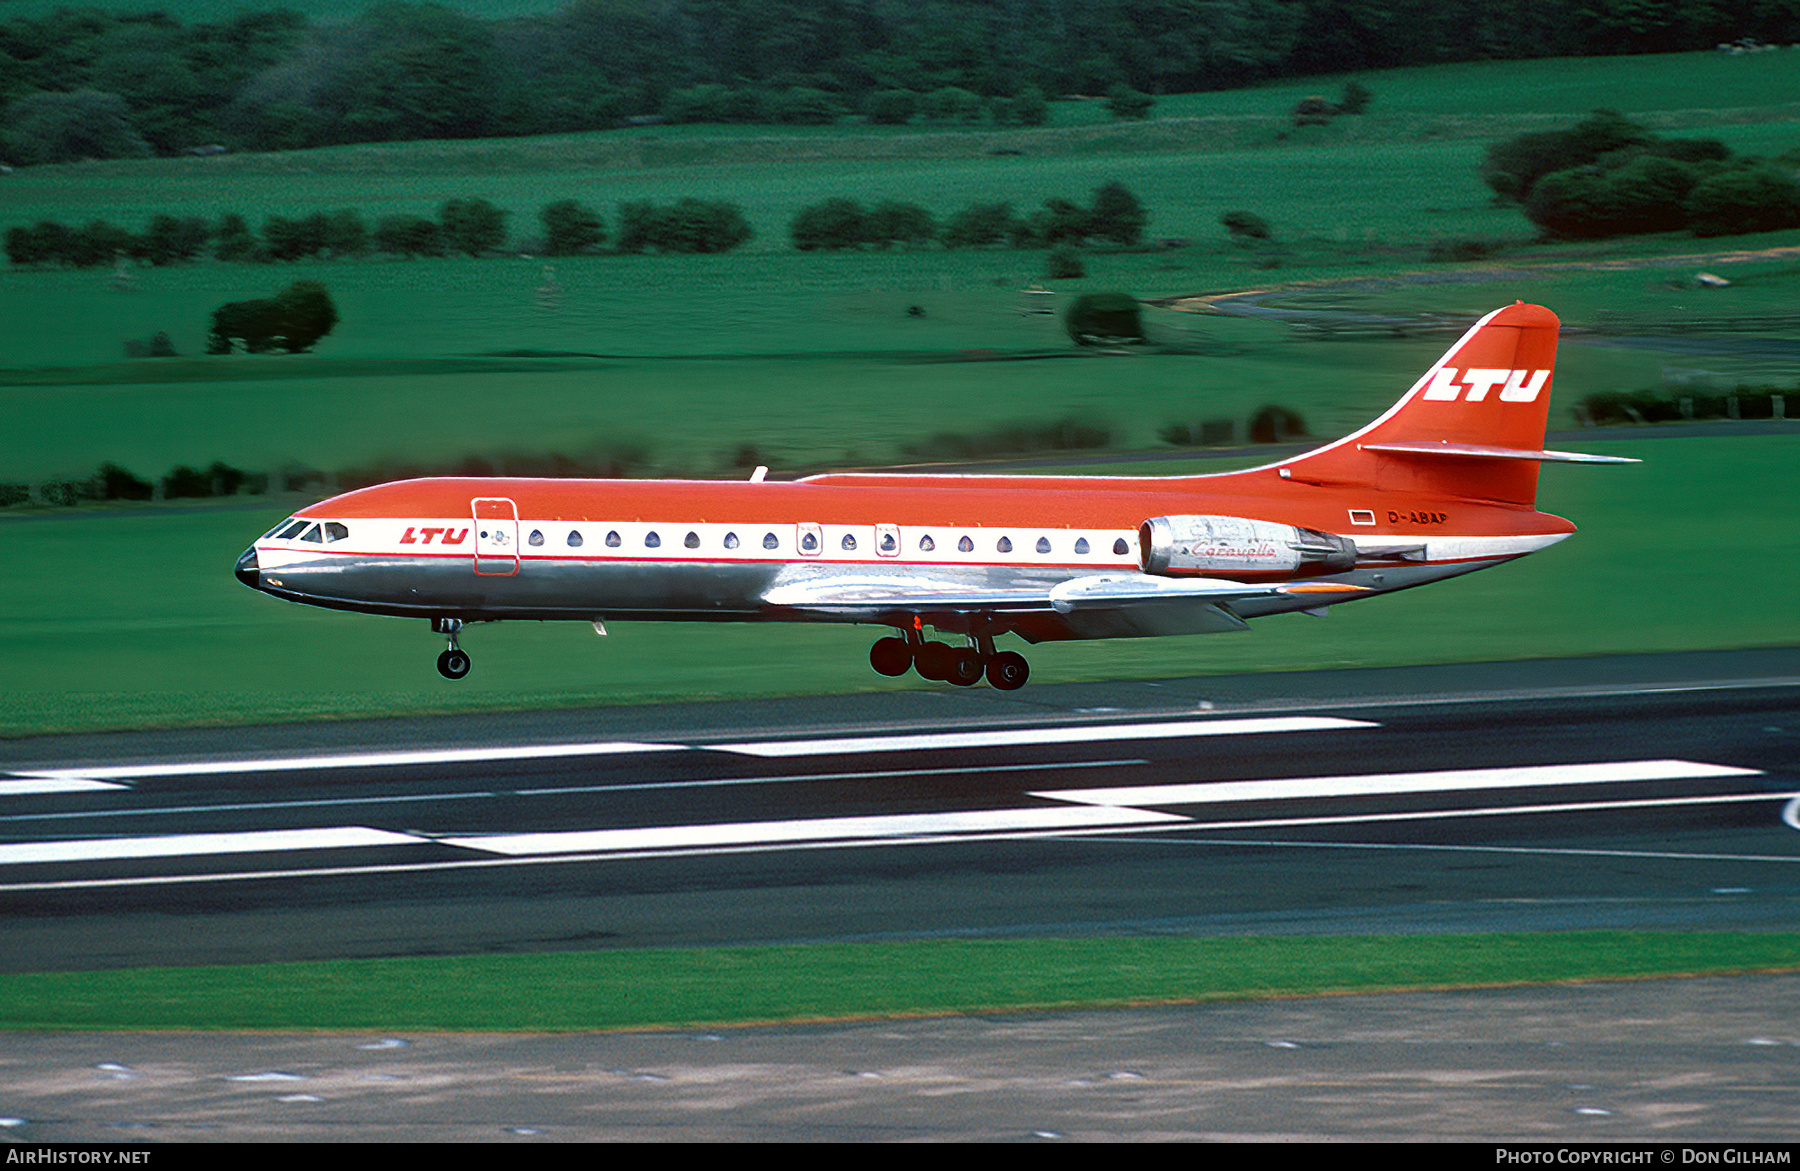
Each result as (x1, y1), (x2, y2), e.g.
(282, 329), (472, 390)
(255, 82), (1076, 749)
(263, 213), (328, 261)
(1249, 405), (1307, 443)
(1685, 163), (1800, 238)
(1046, 245), (1085, 279)
(1064, 292), (1143, 346)
(1337, 81), (1372, 115)
(98, 463), (154, 501)
(1525, 155), (1703, 239)
(214, 214), (259, 262)
(1221, 210), (1271, 240)
(653, 199), (754, 253)
(5, 221), (73, 267)
(140, 215), (210, 266)
(540, 200), (605, 255)
(863, 90), (917, 125)
(1088, 181), (1147, 245)
(440, 197), (507, 256)
(791, 198), (873, 250)
(922, 87), (983, 124)
(867, 201), (935, 249)
(1291, 96), (1333, 126)
(941, 202), (1018, 248)
(1481, 110), (1652, 203)
(208, 280), (338, 354)
(374, 215), (443, 258)
(1106, 84), (1152, 121)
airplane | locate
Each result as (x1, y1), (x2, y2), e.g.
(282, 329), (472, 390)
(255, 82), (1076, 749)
(234, 302), (1634, 690)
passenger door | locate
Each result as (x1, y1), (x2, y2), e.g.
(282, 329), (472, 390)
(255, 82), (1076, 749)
(472, 497), (520, 576)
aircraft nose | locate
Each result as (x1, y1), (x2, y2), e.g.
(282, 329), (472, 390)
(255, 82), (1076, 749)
(234, 546), (260, 589)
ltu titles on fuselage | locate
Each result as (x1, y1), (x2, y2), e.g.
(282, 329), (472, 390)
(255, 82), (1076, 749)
(233, 303), (1638, 688)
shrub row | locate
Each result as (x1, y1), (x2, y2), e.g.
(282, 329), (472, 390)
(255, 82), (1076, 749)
(5, 196), (756, 268)
(1579, 386), (1791, 426)
(0, 461), (266, 509)
(791, 183), (1148, 253)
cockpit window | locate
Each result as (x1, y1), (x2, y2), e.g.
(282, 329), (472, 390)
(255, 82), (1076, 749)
(298, 524), (323, 543)
(324, 522), (349, 542)
(276, 519), (309, 539)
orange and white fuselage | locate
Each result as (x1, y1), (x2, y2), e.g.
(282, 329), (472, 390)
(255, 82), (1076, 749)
(235, 303), (1631, 688)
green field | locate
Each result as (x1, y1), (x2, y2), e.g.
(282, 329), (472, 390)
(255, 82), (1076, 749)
(4, 47), (1800, 739)
(2, 431), (1794, 737)
(4, 933), (1796, 1031)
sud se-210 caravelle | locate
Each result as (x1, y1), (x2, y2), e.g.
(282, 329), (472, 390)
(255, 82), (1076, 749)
(234, 302), (1633, 690)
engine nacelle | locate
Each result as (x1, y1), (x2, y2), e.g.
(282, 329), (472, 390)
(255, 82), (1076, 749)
(1138, 515), (1358, 577)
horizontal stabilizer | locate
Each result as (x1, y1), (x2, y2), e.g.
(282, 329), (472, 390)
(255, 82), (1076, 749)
(1360, 441), (1639, 464)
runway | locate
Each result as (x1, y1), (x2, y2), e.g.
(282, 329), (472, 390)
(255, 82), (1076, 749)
(3, 648), (1797, 972)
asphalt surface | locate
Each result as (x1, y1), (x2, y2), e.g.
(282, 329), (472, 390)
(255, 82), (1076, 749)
(2, 648), (1797, 1141)
(3, 647), (1798, 971)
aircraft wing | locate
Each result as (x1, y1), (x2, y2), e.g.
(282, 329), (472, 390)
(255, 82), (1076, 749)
(761, 573), (1367, 639)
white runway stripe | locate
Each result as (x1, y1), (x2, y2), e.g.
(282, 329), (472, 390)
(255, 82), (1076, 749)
(441, 805), (1186, 857)
(0, 778), (127, 796)
(11, 741), (680, 783)
(1038, 759), (1764, 807)
(0, 826), (425, 866)
(711, 716), (1374, 758)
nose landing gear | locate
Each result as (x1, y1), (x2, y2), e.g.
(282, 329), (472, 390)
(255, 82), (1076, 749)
(433, 617), (470, 680)
(867, 629), (1030, 690)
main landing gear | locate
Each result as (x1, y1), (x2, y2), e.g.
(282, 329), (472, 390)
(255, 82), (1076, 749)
(433, 617), (470, 680)
(868, 630), (1030, 691)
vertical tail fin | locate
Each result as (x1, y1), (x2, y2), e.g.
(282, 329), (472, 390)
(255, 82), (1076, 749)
(1286, 303), (1564, 507)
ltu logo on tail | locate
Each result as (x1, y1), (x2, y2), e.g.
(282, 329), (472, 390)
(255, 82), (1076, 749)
(1421, 367), (1550, 403)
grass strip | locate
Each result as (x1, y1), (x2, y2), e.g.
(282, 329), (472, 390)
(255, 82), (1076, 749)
(2, 933), (1795, 1032)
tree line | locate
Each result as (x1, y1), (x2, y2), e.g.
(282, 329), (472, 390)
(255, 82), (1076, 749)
(7, 182), (1151, 268)
(790, 183), (1148, 250)
(6, 1), (1798, 161)
(4, 197), (758, 267)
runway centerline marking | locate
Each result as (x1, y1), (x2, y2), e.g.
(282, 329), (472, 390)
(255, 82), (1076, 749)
(439, 805), (1186, 857)
(8, 741), (681, 783)
(0, 826), (424, 866)
(1035, 759), (1764, 808)
(0, 778), (126, 797)
(709, 716), (1375, 757)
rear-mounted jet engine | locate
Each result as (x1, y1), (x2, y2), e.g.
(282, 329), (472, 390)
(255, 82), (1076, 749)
(1138, 514), (1358, 577)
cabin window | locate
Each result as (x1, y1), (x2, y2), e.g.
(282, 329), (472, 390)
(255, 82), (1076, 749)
(568, 530), (584, 548)
(763, 532), (779, 550)
(1113, 538), (1129, 556)
(800, 531), (819, 553)
(918, 535), (935, 552)
(724, 532), (740, 549)
(996, 536), (1012, 554)
(299, 524), (323, 543)
(841, 533), (857, 551)
(605, 530), (621, 547)
(1035, 537), (1051, 554)
(1074, 537), (1090, 555)
(528, 529), (544, 547)
(645, 531), (661, 548)
(958, 535), (974, 553)
(324, 522), (349, 542)
(684, 531), (700, 549)
(879, 532), (897, 553)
